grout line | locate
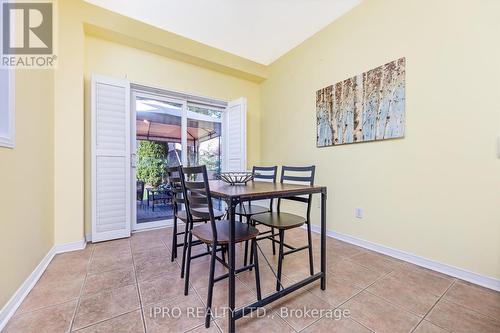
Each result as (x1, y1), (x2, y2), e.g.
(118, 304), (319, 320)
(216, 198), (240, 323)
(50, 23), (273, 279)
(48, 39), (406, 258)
(70, 308), (142, 332)
(69, 243), (95, 332)
(297, 270), (392, 333)
(361, 288), (425, 318)
(212, 320), (223, 333)
(46, 227), (497, 333)
(436, 281), (500, 323)
(130, 239), (148, 333)
(409, 280), (457, 333)
(350, 318), (376, 333)
(69, 242), (144, 332)
(338, 270), (393, 308)
(414, 319), (454, 333)
(276, 312), (301, 333)
(12, 297), (81, 318)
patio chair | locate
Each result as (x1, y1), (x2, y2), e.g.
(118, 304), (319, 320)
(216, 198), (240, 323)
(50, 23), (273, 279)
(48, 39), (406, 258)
(137, 180), (145, 206)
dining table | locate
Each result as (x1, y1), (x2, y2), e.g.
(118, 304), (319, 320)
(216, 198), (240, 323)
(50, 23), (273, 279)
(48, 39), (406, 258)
(208, 180), (328, 332)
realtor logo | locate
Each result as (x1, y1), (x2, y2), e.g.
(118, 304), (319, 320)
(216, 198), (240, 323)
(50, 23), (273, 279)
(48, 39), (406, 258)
(1, 1), (56, 68)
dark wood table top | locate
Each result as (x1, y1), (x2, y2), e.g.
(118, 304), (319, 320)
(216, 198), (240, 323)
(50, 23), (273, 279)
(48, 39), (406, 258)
(208, 180), (326, 200)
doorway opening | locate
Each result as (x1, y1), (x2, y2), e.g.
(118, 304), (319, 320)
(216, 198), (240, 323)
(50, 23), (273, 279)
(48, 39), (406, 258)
(132, 90), (224, 230)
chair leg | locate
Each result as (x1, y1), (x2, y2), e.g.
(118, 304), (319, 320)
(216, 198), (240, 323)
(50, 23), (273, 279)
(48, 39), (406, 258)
(244, 239), (249, 266)
(244, 215), (250, 267)
(205, 242), (217, 328)
(171, 215), (177, 262)
(180, 221), (189, 278)
(252, 239), (262, 301)
(248, 219), (255, 270)
(249, 246), (254, 271)
(184, 231), (193, 295)
(276, 229), (285, 292)
(306, 221), (314, 276)
(271, 227), (276, 255)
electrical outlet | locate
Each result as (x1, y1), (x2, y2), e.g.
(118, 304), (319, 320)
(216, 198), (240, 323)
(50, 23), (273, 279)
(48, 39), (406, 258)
(355, 207), (364, 219)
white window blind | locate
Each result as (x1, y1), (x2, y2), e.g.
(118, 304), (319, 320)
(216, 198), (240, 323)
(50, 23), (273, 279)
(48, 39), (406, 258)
(0, 69), (15, 148)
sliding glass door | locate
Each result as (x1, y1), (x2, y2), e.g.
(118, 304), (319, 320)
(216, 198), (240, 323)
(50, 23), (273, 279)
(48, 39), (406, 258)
(186, 104), (223, 176)
(131, 92), (223, 230)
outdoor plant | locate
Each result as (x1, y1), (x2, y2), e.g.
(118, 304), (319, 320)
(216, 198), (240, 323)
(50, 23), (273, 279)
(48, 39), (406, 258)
(136, 140), (168, 187)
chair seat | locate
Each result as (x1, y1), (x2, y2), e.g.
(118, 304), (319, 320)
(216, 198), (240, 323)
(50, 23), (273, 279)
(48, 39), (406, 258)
(234, 204), (269, 217)
(176, 208), (224, 222)
(251, 212), (306, 230)
(192, 220), (259, 244)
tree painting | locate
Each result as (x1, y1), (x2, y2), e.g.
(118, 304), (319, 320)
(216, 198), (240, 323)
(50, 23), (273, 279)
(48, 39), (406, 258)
(316, 57), (405, 146)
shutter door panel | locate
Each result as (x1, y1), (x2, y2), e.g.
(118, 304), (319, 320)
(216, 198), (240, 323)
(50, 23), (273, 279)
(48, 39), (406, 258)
(91, 75), (131, 242)
(224, 98), (247, 172)
(96, 83), (127, 153)
(96, 156), (127, 232)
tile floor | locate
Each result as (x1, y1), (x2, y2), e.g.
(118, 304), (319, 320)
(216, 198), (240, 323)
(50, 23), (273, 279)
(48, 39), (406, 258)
(3, 226), (500, 333)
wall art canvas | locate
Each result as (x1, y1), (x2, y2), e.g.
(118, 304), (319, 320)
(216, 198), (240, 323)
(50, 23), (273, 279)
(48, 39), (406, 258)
(316, 57), (406, 147)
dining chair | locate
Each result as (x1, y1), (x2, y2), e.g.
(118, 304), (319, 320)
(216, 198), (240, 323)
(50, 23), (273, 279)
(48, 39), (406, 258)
(251, 165), (316, 292)
(234, 166), (278, 266)
(181, 165), (262, 328)
(165, 166), (224, 277)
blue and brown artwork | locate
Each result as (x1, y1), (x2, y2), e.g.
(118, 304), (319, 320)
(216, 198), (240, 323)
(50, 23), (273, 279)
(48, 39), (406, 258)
(316, 57), (406, 147)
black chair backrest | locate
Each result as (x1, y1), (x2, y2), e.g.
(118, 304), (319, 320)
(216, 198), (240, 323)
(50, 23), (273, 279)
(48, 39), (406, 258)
(251, 166), (278, 210)
(252, 166), (278, 182)
(278, 166), (316, 219)
(180, 165), (218, 242)
(165, 166), (185, 214)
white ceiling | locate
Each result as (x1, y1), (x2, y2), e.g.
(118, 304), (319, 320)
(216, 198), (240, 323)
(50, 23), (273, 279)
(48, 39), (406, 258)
(84, 0), (362, 65)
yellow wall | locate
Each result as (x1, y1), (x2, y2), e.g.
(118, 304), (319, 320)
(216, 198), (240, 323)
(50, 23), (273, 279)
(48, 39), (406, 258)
(3, 0), (499, 312)
(83, 36), (261, 235)
(1, 0), (263, 310)
(53, 0), (85, 245)
(0, 70), (55, 307)
(53, 0), (265, 245)
(260, 0), (500, 279)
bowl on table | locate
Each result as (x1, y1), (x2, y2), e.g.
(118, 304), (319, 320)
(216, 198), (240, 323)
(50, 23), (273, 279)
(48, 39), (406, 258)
(216, 172), (256, 185)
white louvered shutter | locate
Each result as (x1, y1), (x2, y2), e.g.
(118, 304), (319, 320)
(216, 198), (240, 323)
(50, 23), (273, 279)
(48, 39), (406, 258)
(91, 75), (131, 242)
(223, 97), (247, 171)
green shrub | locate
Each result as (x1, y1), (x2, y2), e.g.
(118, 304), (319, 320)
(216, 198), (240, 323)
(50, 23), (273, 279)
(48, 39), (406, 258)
(137, 141), (168, 187)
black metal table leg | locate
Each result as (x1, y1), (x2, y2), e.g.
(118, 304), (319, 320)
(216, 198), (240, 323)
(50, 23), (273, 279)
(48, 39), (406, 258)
(208, 184), (327, 330)
(228, 197), (238, 333)
(320, 190), (327, 290)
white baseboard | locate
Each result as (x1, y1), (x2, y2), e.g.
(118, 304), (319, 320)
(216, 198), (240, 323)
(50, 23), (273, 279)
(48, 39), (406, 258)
(86, 222), (174, 243)
(307, 224), (500, 292)
(54, 238), (86, 254)
(0, 238), (86, 331)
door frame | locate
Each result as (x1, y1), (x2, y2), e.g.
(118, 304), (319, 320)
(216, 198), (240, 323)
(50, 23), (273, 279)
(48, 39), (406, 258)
(89, 75), (240, 237)
(131, 90), (188, 231)
(130, 87), (228, 232)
